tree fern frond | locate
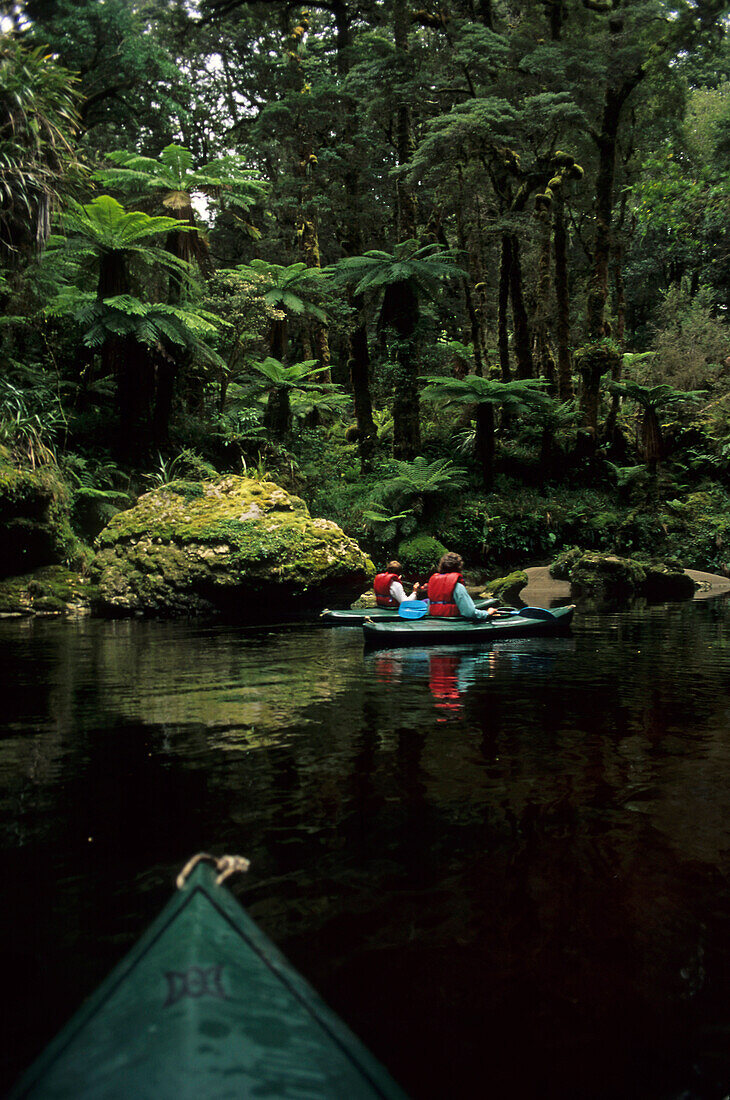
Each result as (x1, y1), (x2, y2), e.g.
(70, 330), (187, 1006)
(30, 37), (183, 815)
(101, 294), (147, 316)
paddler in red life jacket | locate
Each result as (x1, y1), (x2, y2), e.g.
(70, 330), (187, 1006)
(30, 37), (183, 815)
(373, 560), (422, 608)
(426, 552), (497, 621)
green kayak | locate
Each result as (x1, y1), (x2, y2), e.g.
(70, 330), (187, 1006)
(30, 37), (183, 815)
(11, 855), (408, 1100)
(321, 597), (499, 624)
(362, 604), (575, 647)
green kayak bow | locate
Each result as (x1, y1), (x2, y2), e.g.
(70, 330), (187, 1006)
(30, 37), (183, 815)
(11, 854), (408, 1100)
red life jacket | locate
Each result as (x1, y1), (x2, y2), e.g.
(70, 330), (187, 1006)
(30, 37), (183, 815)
(374, 571), (400, 607)
(427, 572), (462, 617)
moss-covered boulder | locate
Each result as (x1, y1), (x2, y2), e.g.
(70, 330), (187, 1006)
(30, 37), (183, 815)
(396, 534), (447, 574)
(481, 569), (528, 603)
(550, 549), (696, 601)
(0, 451), (77, 577)
(90, 476), (374, 617)
(0, 565), (97, 616)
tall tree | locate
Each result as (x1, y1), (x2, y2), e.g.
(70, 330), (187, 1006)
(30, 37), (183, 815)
(44, 195), (219, 453)
(22, 0), (192, 154)
(332, 241), (464, 458)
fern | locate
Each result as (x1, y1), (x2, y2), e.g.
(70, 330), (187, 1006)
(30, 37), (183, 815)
(329, 239), (465, 302)
(98, 144), (267, 208)
(384, 455), (468, 497)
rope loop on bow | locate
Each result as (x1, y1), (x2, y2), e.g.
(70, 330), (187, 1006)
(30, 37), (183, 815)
(176, 852), (251, 890)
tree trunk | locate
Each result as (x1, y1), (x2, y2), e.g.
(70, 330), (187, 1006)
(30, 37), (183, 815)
(152, 351), (176, 447)
(477, 0), (494, 29)
(113, 337), (154, 459)
(264, 385), (292, 435)
(393, 0), (418, 241)
(456, 174), (484, 375)
(509, 236), (534, 379)
(392, 344), (421, 459)
(335, 2), (376, 469)
(553, 189), (574, 401)
(498, 235), (512, 382)
(382, 280), (420, 459)
(641, 406), (662, 472)
(533, 208), (556, 390)
(349, 292), (376, 468)
(583, 15), (643, 431)
(603, 239), (626, 442)
(270, 317), (288, 361)
(288, 7), (331, 382)
(475, 401), (495, 489)
(390, 0), (420, 457)
(98, 251), (153, 455)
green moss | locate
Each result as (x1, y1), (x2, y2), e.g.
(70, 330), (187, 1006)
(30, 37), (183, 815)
(92, 475), (374, 616)
(550, 547), (583, 579)
(166, 480), (206, 501)
(0, 565), (97, 615)
(396, 534), (447, 573)
(0, 456), (81, 575)
(483, 570), (528, 601)
(549, 549), (696, 601)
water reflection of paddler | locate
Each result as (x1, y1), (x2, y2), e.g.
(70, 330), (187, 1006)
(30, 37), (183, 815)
(425, 552), (497, 621)
(373, 652), (403, 684)
(428, 653), (462, 719)
(373, 560), (422, 607)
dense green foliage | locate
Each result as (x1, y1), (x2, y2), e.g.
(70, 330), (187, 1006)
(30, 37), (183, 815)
(2, 1), (730, 583)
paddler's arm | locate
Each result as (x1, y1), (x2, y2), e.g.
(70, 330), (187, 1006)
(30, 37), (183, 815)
(390, 579), (420, 604)
(453, 583), (497, 621)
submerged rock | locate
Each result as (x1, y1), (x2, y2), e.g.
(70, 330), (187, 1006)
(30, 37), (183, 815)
(91, 476), (374, 617)
(550, 549), (696, 601)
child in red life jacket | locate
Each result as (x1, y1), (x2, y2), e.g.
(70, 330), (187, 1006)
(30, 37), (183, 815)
(426, 552), (497, 620)
(373, 560), (422, 608)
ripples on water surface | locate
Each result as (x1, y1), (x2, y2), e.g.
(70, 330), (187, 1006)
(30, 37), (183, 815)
(2, 600), (730, 1098)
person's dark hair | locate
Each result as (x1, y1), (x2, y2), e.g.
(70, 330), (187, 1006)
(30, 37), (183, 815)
(438, 552), (463, 573)
(386, 560), (403, 574)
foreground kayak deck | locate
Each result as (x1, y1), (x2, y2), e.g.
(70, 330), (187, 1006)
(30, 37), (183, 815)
(362, 604), (575, 647)
(11, 858), (408, 1100)
(321, 597), (499, 624)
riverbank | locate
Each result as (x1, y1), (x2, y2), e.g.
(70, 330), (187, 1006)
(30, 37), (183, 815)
(520, 565), (730, 606)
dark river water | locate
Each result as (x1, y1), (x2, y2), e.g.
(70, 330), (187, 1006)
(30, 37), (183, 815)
(2, 599), (730, 1098)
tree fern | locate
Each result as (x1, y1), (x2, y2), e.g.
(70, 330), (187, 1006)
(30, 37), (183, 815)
(329, 240), (465, 303)
(98, 144), (267, 208)
(421, 375), (555, 489)
(384, 456), (468, 498)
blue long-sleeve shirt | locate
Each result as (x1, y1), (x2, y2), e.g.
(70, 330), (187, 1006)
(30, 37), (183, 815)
(452, 583), (493, 622)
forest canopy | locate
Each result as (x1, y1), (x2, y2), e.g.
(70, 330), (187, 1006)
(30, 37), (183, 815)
(2, 0), (730, 580)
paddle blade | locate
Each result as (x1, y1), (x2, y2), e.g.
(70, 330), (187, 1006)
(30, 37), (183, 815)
(517, 606), (556, 621)
(398, 600), (429, 619)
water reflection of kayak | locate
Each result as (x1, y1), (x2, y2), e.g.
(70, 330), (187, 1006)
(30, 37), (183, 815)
(10, 856), (408, 1100)
(362, 604), (575, 647)
(320, 597), (499, 624)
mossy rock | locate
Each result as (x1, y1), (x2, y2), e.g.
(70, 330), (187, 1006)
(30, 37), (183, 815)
(350, 590), (378, 610)
(481, 569), (528, 603)
(0, 458), (79, 577)
(0, 565), (97, 616)
(549, 547), (584, 580)
(549, 549), (696, 601)
(90, 475), (374, 618)
(641, 562), (696, 601)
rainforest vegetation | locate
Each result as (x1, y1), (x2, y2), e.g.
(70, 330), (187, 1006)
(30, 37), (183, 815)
(2, 0), (730, 593)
